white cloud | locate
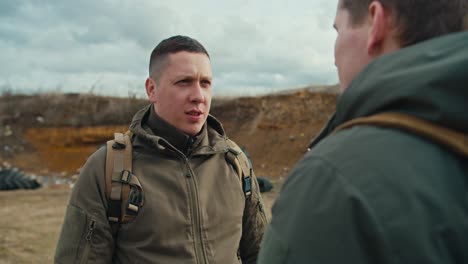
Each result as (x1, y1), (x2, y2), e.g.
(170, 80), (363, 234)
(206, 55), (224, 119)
(0, 0), (339, 97)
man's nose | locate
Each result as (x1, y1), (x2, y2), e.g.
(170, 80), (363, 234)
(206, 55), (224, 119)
(190, 83), (205, 103)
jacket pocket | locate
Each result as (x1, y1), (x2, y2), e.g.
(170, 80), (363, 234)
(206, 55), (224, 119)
(55, 205), (97, 264)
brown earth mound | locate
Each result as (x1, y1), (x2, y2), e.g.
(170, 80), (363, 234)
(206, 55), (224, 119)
(0, 86), (338, 179)
(214, 88), (337, 178)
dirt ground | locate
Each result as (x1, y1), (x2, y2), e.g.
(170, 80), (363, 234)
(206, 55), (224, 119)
(0, 186), (279, 263)
(0, 188), (70, 263)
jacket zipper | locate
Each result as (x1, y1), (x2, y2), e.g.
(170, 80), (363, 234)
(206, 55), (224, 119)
(185, 157), (208, 264)
(80, 219), (96, 264)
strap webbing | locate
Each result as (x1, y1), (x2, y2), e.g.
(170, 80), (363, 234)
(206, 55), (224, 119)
(105, 141), (114, 200)
(225, 140), (253, 198)
(334, 112), (468, 157)
(120, 134), (133, 222)
(226, 149), (243, 185)
(105, 132), (144, 234)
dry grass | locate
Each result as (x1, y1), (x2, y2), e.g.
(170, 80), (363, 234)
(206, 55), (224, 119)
(0, 188), (70, 264)
(0, 185), (280, 263)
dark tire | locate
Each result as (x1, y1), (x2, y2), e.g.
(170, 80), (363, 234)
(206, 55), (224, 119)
(1, 168), (17, 190)
(0, 168), (41, 191)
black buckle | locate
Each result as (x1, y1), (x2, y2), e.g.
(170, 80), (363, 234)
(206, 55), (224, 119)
(107, 200), (122, 223)
(243, 176), (252, 198)
(112, 142), (126, 150)
(126, 188), (142, 216)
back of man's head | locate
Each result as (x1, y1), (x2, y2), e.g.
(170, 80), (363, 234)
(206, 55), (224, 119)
(149, 35), (209, 79)
(340, 0), (468, 46)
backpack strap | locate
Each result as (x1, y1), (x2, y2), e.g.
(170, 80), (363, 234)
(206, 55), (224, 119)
(105, 131), (144, 236)
(334, 112), (468, 157)
(225, 139), (252, 198)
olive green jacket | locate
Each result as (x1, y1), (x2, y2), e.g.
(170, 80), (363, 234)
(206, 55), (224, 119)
(259, 31), (468, 263)
(55, 106), (267, 264)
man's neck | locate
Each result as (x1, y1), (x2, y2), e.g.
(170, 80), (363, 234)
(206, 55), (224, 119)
(146, 107), (206, 154)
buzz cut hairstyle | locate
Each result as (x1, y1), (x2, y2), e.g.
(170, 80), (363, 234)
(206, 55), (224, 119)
(340, 0), (468, 46)
(149, 35), (210, 79)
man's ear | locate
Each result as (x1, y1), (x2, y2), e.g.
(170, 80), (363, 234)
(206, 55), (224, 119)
(145, 77), (157, 103)
(367, 1), (392, 56)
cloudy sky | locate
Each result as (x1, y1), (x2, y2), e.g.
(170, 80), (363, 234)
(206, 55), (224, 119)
(0, 0), (339, 97)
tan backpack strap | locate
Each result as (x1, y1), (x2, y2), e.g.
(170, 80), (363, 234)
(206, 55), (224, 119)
(105, 132), (144, 236)
(225, 150), (243, 185)
(225, 140), (253, 198)
(105, 140), (114, 202)
(334, 112), (468, 157)
(120, 134), (133, 223)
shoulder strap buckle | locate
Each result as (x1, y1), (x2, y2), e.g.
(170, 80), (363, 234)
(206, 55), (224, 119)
(243, 176), (252, 197)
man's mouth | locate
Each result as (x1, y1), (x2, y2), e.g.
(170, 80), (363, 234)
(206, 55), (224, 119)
(186, 110), (203, 116)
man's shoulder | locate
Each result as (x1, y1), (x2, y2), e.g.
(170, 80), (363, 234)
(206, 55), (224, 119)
(314, 123), (427, 157)
(310, 123), (446, 174)
(292, 123), (462, 216)
(270, 126), (438, 243)
(86, 144), (108, 166)
(287, 124), (453, 207)
(75, 145), (107, 184)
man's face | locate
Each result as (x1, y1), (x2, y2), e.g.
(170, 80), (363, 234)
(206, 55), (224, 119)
(334, 3), (372, 92)
(146, 51), (212, 136)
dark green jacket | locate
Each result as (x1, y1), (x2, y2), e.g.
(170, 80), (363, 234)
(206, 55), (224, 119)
(258, 31), (468, 264)
(55, 106), (267, 264)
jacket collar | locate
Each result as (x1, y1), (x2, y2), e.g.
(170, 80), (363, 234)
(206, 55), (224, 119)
(145, 105), (206, 155)
(129, 104), (230, 155)
(308, 112), (336, 150)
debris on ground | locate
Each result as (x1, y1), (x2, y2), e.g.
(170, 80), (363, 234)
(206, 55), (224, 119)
(0, 167), (41, 191)
(257, 176), (273, 193)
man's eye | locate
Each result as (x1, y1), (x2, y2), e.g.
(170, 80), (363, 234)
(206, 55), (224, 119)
(177, 79), (190, 85)
(201, 80), (211, 87)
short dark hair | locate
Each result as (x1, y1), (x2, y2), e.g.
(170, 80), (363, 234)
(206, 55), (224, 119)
(149, 35), (209, 78)
(340, 0), (468, 46)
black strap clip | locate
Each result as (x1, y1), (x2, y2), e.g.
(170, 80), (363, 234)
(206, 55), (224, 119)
(243, 176), (252, 198)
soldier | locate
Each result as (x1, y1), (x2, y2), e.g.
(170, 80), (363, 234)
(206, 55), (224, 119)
(55, 35), (267, 264)
(259, 0), (468, 263)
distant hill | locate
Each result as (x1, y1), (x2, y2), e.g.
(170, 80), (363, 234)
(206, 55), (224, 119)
(0, 85), (338, 179)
